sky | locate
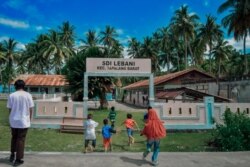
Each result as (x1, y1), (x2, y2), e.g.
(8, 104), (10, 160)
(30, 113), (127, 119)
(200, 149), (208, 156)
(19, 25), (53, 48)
(0, 0), (249, 52)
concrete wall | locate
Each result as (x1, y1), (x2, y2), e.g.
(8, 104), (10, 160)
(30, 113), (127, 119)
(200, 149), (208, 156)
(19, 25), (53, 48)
(153, 100), (250, 129)
(31, 101), (83, 129)
(31, 99), (250, 130)
(0, 93), (66, 100)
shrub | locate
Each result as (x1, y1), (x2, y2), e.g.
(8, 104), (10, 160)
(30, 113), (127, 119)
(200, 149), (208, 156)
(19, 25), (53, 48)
(209, 108), (250, 151)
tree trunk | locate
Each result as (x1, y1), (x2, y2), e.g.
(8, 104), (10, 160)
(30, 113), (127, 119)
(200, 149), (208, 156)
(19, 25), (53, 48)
(188, 42), (194, 65)
(184, 35), (188, 69)
(177, 52), (180, 71)
(99, 87), (108, 109)
(218, 58), (221, 78)
(167, 53), (170, 73)
(209, 43), (212, 73)
(243, 34), (248, 75)
(217, 58), (221, 96)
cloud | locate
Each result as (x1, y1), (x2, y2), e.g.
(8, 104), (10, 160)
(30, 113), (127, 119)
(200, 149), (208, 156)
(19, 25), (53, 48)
(16, 43), (26, 50)
(226, 36), (250, 51)
(3, 0), (24, 9)
(35, 26), (43, 31)
(118, 35), (130, 45)
(116, 28), (124, 35)
(0, 17), (29, 29)
(122, 47), (129, 58)
(204, 0), (209, 7)
(3, 0), (44, 20)
(0, 36), (9, 42)
(0, 36), (26, 50)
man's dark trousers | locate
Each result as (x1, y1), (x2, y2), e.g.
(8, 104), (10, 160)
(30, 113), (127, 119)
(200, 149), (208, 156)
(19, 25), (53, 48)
(11, 128), (28, 160)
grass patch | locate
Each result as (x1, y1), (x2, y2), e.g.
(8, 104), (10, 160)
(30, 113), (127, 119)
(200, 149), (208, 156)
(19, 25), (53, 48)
(0, 100), (212, 152)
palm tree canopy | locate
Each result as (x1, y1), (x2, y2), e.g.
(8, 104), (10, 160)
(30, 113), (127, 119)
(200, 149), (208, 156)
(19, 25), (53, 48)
(58, 21), (75, 48)
(218, 0), (250, 40)
(127, 37), (141, 58)
(100, 25), (118, 47)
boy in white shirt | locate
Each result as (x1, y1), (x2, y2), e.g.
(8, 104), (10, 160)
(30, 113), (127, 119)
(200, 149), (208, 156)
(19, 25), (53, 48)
(83, 114), (98, 153)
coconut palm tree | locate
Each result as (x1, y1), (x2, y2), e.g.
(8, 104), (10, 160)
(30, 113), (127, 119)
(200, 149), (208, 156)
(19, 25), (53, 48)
(171, 5), (199, 69)
(58, 21), (75, 49)
(191, 37), (206, 66)
(152, 31), (162, 52)
(81, 30), (99, 49)
(127, 37), (141, 58)
(41, 30), (73, 74)
(168, 27), (185, 71)
(100, 25), (118, 57)
(157, 27), (172, 72)
(110, 40), (124, 58)
(141, 37), (159, 73)
(218, 0), (250, 74)
(198, 15), (223, 73)
(1, 38), (19, 93)
(0, 42), (6, 84)
(226, 49), (245, 77)
(20, 42), (48, 74)
(212, 39), (233, 77)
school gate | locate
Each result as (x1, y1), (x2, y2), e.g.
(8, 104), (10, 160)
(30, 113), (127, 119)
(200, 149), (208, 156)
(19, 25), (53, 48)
(83, 58), (154, 117)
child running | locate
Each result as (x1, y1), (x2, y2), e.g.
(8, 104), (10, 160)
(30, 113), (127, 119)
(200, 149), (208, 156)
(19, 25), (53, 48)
(141, 108), (166, 166)
(121, 113), (140, 146)
(83, 114), (98, 153)
(102, 119), (116, 152)
(108, 106), (116, 128)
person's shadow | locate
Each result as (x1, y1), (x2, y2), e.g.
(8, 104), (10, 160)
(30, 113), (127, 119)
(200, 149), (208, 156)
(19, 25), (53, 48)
(120, 156), (152, 166)
(0, 155), (13, 166)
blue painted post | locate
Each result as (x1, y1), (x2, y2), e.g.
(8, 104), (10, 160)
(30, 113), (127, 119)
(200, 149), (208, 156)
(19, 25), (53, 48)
(149, 73), (155, 106)
(83, 73), (88, 118)
(204, 96), (214, 128)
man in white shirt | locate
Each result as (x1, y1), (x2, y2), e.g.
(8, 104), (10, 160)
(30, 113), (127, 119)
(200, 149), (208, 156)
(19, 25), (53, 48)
(7, 79), (34, 166)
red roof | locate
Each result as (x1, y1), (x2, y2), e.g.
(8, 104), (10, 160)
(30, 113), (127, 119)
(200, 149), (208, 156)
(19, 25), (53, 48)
(14, 74), (68, 86)
(123, 68), (214, 90)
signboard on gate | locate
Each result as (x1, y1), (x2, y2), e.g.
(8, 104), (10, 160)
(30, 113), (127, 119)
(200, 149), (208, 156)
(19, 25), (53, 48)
(86, 58), (151, 73)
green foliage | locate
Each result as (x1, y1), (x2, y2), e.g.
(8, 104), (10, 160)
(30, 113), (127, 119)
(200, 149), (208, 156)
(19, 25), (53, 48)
(63, 52), (86, 101)
(210, 108), (250, 151)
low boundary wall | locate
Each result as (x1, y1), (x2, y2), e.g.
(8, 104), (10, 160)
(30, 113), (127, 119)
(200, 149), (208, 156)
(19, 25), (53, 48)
(31, 99), (250, 130)
(154, 100), (249, 129)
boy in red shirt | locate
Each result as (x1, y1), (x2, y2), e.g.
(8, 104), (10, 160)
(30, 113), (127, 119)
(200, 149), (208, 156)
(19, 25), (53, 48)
(121, 113), (139, 146)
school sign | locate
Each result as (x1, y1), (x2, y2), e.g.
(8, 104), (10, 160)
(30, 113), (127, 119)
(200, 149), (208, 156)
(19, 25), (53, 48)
(86, 58), (151, 73)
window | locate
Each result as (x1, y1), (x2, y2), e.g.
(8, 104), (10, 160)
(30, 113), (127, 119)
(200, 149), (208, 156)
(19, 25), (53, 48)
(189, 108), (192, 114)
(30, 87), (38, 92)
(179, 108), (182, 114)
(55, 87), (60, 93)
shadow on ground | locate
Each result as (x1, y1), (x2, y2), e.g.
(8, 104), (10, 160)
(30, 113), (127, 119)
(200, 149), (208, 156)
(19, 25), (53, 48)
(120, 156), (152, 166)
(0, 155), (13, 166)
